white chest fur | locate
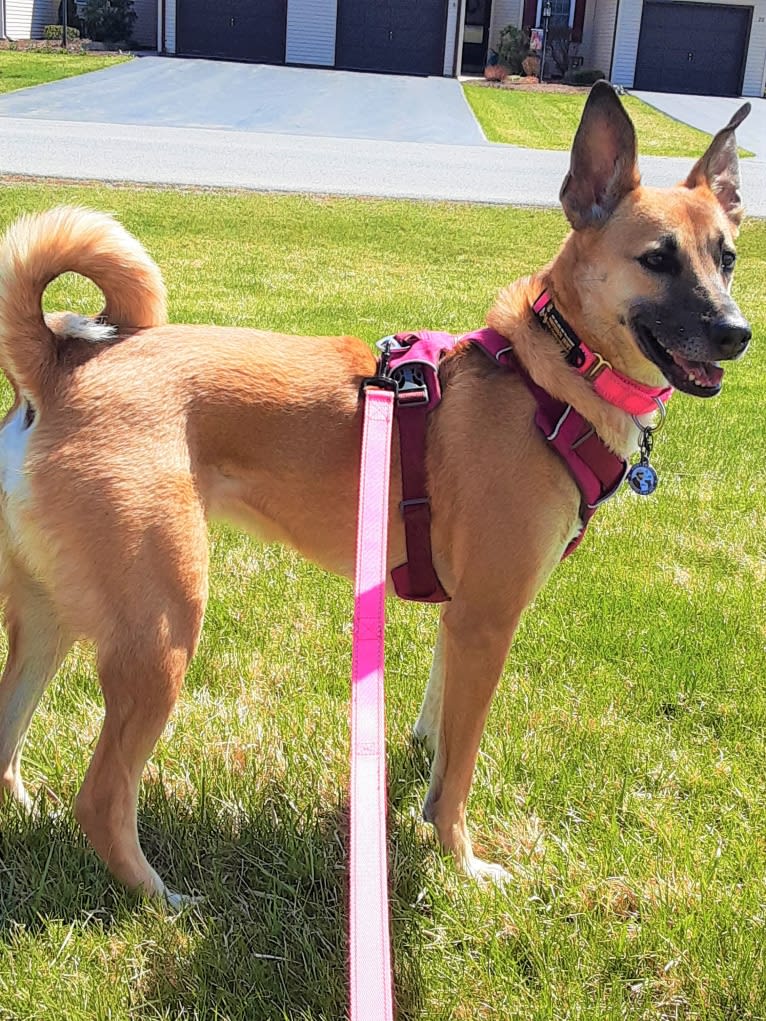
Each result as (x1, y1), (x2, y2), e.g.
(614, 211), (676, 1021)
(0, 403), (33, 510)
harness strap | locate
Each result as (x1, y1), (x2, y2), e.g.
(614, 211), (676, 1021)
(388, 332), (454, 603)
(526, 382), (629, 555)
(390, 400), (449, 602)
(465, 327), (628, 556)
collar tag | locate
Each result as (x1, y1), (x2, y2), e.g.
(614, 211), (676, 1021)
(626, 399), (666, 496)
(533, 294), (583, 364)
(627, 430), (659, 495)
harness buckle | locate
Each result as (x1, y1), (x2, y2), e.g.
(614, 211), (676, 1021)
(390, 364), (429, 406)
(361, 336), (402, 394)
(360, 374), (398, 395)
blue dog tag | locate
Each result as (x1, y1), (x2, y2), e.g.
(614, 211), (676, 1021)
(626, 463), (658, 496)
(628, 401), (666, 497)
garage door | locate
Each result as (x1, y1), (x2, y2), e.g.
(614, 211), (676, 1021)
(335, 0), (447, 75)
(177, 0), (288, 64)
(634, 2), (751, 96)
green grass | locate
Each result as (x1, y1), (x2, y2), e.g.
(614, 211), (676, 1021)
(463, 86), (753, 157)
(0, 182), (765, 1020)
(0, 51), (131, 95)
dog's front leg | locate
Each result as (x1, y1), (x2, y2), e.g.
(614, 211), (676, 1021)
(422, 599), (517, 883)
(413, 612), (446, 755)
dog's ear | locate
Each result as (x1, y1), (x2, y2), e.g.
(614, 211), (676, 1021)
(559, 80), (640, 230)
(684, 103), (750, 227)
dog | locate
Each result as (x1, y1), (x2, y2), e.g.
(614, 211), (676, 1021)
(0, 83), (751, 906)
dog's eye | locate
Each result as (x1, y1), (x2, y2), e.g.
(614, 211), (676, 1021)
(721, 250), (736, 272)
(639, 251), (673, 274)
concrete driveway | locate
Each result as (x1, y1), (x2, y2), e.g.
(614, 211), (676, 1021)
(631, 91), (766, 159)
(0, 63), (764, 215)
(0, 55), (486, 146)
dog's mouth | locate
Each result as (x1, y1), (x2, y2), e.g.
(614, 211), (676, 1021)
(632, 322), (723, 398)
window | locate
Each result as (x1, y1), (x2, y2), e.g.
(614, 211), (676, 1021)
(536, 0), (576, 26)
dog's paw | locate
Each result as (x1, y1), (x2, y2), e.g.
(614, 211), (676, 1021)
(162, 888), (204, 913)
(0, 778), (34, 815)
(464, 857), (512, 887)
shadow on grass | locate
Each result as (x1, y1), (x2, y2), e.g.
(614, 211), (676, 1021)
(0, 737), (436, 1020)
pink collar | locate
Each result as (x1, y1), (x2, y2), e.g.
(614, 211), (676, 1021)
(532, 292), (673, 416)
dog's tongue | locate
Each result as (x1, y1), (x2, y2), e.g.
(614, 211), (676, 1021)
(669, 351), (723, 388)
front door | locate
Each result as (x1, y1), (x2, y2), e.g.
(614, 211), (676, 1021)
(462, 0), (492, 73)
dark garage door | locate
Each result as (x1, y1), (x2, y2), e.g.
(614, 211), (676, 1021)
(335, 0), (448, 75)
(634, 2), (751, 96)
(177, 0), (287, 64)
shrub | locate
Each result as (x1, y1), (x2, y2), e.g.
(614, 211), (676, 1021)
(483, 63), (509, 81)
(43, 24), (81, 41)
(495, 24), (531, 76)
(522, 54), (540, 78)
(545, 25), (573, 78)
(82, 0), (136, 43)
(565, 67), (606, 86)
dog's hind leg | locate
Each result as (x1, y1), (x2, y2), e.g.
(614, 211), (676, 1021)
(74, 510), (208, 906)
(0, 569), (71, 810)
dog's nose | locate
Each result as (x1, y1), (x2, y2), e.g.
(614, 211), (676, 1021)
(711, 314), (751, 359)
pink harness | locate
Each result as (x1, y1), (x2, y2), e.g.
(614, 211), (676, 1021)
(386, 326), (639, 602)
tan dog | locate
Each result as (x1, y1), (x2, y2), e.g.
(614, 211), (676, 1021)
(0, 84), (751, 905)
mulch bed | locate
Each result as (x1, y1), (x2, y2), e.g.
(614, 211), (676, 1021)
(466, 77), (591, 94)
(0, 39), (130, 54)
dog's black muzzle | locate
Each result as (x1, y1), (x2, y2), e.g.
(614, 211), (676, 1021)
(631, 289), (752, 398)
(709, 309), (751, 361)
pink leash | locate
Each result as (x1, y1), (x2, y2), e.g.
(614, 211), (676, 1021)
(350, 385), (396, 1020)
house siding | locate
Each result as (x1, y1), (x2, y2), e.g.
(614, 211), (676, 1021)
(444, 0), (460, 74)
(581, 0), (617, 73)
(611, 0), (766, 97)
(5, 0), (153, 42)
(164, 0), (175, 52)
(6, 0), (58, 39)
(286, 0), (336, 65)
(489, 0), (522, 50)
(610, 0), (642, 84)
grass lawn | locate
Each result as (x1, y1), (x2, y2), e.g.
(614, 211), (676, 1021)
(0, 182), (765, 1021)
(463, 86), (753, 157)
(0, 51), (131, 95)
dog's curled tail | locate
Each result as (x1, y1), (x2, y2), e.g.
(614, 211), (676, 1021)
(0, 205), (167, 399)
